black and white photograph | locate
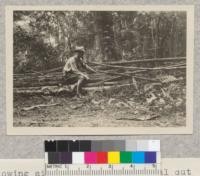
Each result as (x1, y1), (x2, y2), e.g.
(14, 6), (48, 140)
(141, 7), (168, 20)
(6, 6), (194, 135)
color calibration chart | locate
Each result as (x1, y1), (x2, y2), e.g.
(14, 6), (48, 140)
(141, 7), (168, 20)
(45, 140), (161, 176)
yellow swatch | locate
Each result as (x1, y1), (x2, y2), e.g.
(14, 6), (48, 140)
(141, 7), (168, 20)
(108, 152), (120, 164)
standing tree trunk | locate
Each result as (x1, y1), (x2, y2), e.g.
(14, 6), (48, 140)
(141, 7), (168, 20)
(55, 12), (72, 62)
(94, 12), (119, 62)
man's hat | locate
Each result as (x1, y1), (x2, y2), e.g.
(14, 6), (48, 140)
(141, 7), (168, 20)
(74, 46), (85, 53)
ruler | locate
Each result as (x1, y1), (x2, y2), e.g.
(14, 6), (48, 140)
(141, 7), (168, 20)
(45, 163), (161, 176)
(44, 140), (161, 176)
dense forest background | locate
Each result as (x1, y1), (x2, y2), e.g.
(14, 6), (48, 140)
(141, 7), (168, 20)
(13, 11), (186, 73)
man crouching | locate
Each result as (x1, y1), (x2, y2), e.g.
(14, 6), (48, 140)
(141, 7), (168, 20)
(63, 46), (96, 98)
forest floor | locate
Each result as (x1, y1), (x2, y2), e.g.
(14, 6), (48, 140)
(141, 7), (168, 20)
(13, 84), (186, 127)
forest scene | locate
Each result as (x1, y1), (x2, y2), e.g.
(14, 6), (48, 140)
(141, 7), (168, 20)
(13, 10), (187, 127)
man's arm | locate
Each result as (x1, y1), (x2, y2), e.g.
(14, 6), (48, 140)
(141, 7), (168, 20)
(85, 64), (96, 73)
(81, 60), (96, 73)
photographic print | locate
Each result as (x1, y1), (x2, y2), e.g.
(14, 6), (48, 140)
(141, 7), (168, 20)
(6, 6), (194, 135)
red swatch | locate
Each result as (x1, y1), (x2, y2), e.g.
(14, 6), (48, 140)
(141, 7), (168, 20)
(97, 152), (108, 164)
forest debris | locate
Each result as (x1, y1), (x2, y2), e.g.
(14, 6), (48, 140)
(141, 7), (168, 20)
(161, 88), (173, 101)
(41, 87), (51, 94)
(161, 88), (167, 97)
(15, 57), (186, 77)
(70, 104), (83, 110)
(91, 99), (102, 105)
(91, 76), (126, 86)
(134, 76), (158, 82)
(108, 99), (136, 108)
(105, 57), (186, 65)
(115, 102), (130, 108)
(144, 83), (162, 93)
(13, 57), (186, 90)
(21, 103), (61, 111)
(108, 98), (117, 105)
(116, 114), (159, 121)
(157, 98), (166, 105)
(164, 105), (173, 111)
(58, 86), (73, 93)
(129, 98), (135, 101)
(132, 77), (138, 90)
(91, 61), (186, 70)
(14, 83), (135, 95)
(100, 105), (105, 110)
(41, 86), (71, 94)
(136, 114), (159, 121)
(43, 66), (63, 73)
(97, 70), (130, 77)
(167, 83), (180, 96)
(175, 98), (184, 107)
(157, 75), (177, 83)
(84, 83), (133, 91)
(127, 101), (136, 107)
(146, 93), (157, 104)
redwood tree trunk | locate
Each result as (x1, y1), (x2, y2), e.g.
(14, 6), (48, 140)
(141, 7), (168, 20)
(94, 12), (119, 62)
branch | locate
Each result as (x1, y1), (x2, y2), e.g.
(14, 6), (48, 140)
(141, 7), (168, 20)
(21, 103), (61, 111)
(110, 57), (186, 65)
(92, 62), (186, 70)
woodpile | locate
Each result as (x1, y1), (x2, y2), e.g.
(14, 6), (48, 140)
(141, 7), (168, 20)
(14, 57), (186, 96)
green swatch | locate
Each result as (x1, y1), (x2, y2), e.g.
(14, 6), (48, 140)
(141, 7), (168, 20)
(120, 152), (132, 163)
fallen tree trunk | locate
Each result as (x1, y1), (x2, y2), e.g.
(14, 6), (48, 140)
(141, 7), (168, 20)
(14, 79), (130, 92)
(13, 74), (126, 88)
(21, 103), (61, 111)
(13, 65), (185, 88)
(14, 83), (136, 96)
(13, 55), (186, 90)
(14, 57), (185, 76)
(91, 62), (186, 70)
(105, 56), (186, 65)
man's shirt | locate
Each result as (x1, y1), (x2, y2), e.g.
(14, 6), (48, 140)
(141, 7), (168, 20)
(63, 55), (87, 74)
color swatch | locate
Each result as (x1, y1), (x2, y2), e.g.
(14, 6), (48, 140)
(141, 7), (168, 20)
(46, 151), (159, 164)
(108, 152), (120, 164)
(120, 152), (132, 163)
(45, 140), (160, 165)
(96, 152), (107, 163)
(45, 140), (160, 152)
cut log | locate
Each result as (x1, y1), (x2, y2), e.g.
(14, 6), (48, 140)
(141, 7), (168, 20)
(14, 83), (136, 96)
(42, 66), (63, 73)
(13, 55), (186, 90)
(91, 62), (186, 70)
(116, 114), (159, 121)
(14, 57), (185, 76)
(101, 56), (186, 65)
(13, 74), (124, 88)
(13, 65), (185, 88)
(21, 103), (61, 111)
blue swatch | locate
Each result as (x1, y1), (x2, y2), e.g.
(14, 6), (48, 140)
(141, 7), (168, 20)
(132, 152), (145, 163)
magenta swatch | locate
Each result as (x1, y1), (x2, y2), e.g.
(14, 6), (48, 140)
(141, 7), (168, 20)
(85, 152), (97, 164)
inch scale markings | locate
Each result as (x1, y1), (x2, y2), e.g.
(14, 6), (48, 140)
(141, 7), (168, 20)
(45, 164), (161, 176)
(45, 140), (161, 176)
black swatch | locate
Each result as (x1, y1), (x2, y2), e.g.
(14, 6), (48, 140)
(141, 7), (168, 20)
(57, 140), (69, 152)
(69, 141), (79, 151)
(45, 141), (56, 152)
(79, 140), (91, 151)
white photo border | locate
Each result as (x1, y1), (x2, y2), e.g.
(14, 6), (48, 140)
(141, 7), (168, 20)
(6, 5), (194, 135)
